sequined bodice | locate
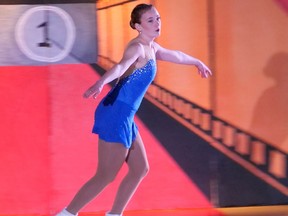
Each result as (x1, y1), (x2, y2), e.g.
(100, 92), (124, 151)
(103, 59), (156, 110)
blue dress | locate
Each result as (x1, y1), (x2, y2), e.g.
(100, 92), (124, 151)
(92, 59), (156, 148)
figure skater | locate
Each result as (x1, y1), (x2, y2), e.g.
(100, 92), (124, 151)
(56, 3), (212, 216)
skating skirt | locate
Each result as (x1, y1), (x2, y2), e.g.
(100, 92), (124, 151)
(92, 100), (138, 148)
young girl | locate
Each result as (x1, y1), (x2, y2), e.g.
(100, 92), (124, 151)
(56, 3), (212, 216)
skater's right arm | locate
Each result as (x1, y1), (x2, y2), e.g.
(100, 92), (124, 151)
(83, 43), (142, 99)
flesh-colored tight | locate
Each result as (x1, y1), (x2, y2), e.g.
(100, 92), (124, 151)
(66, 133), (149, 215)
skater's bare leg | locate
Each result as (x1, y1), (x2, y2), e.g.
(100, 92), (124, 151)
(109, 133), (149, 215)
(65, 139), (128, 215)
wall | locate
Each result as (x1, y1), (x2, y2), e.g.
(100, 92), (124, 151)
(96, 0), (288, 206)
(97, 0), (288, 152)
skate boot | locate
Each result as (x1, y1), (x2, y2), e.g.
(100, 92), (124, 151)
(56, 208), (78, 216)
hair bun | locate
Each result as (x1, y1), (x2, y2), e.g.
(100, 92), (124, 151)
(130, 20), (135, 29)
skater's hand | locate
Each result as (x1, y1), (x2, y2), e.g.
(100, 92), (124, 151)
(195, 60), (212, 78)
(83, 81), (103, 99)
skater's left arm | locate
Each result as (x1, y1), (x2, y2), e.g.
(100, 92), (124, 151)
(154, 42), (212, 78)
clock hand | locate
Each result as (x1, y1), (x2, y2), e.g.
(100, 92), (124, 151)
(49, 38), (85, 63)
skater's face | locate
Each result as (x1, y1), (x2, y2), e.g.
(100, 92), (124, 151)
(137, 7), (161, 37)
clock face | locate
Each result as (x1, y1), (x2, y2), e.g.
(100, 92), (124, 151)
(15, 6), (76, 62)
(0, 4), (97, 66)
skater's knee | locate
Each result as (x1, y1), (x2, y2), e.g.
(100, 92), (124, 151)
(140, 165), (149, 179)
(130, 162), (149, 180)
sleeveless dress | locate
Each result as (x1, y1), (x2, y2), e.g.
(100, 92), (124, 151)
(92, 58), (157, 148)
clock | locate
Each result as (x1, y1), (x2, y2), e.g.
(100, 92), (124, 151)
(15, 6), (76, 63)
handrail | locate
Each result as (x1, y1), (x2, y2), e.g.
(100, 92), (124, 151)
(96, 55), (288, 195)
(147, 82), (288, 191)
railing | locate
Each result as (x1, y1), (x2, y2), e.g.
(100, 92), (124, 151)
(96, 55), (288, 195)
(147, 83), (288, 195)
